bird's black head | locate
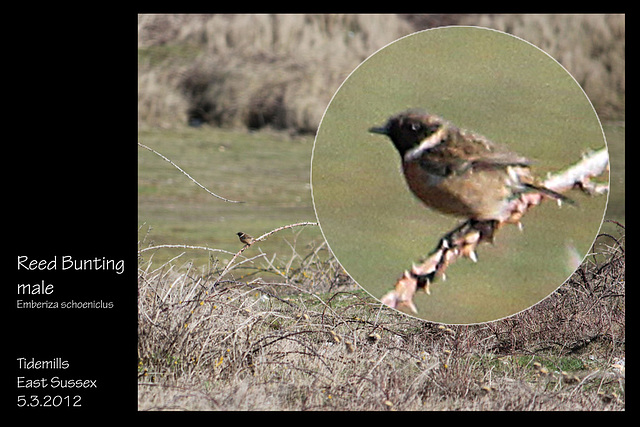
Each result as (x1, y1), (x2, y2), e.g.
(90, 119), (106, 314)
(369, 109), (444, 156)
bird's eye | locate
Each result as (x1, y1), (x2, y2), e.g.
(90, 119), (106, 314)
(408, 122), (423, 132)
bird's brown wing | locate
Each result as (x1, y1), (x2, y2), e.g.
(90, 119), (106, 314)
(418, 128), (531, 177)
(458, 129), (532, 169)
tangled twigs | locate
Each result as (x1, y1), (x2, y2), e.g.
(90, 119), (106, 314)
(381, 148), (609, 314)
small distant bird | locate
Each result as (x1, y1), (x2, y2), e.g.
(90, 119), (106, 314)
(236, 232), (255, 246)
(369, 109), (571, 234)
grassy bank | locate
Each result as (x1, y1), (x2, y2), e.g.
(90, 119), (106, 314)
(138, 221), (624, 410)
(138, 14), (624, 132)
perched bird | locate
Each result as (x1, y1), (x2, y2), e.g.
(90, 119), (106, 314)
(369, 109), (571, 230)
(236, 232), (255, 246)
(372, 109), (577, 312)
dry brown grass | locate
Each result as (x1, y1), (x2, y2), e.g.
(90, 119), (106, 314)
(138, 14), (413, 131)
(137, 17), (624, 407)
(138, 222), (624, 410)
(138, 14), (624, 131)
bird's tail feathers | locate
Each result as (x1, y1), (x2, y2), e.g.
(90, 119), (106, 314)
(523, 183), (575, 205)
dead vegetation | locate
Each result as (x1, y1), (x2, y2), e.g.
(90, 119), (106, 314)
(138, 14), (624, 132)
(137, 14), (413, 132)
(138, 222), (624, 410)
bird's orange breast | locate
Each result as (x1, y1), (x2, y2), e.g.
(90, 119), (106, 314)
(402, 160), (520, 221)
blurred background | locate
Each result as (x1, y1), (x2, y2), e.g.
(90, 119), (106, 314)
(138, 14), (624, 270)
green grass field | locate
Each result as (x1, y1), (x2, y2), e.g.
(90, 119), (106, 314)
(138, 128), (322, 269)
(138, 120), (623, 270)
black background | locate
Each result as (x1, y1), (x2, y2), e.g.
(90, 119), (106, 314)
(9, 11), (136, 417)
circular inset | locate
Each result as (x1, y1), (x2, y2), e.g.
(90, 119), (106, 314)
(312, 27), (608, 324)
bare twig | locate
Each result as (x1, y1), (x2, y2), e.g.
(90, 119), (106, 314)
(253, 222), (319, 243)
(381, 148), (610, 314)
(138, 142), (244, 203)
(138, 244), (237, 256)
(543, 148), (609, 195)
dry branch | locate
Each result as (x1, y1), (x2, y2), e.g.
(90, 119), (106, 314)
(542, 148), (609, 195)
(381, 148), (609, 314)
(138, 244), (236, 256)
(138, 142), (244, 203)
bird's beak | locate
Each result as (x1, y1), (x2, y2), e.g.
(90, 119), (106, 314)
(369, 125), (388, 135)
